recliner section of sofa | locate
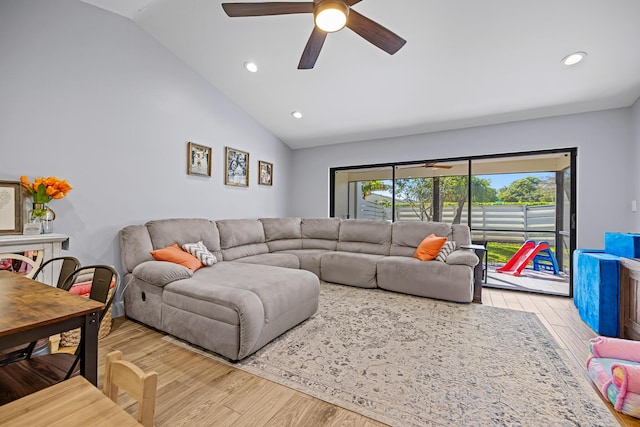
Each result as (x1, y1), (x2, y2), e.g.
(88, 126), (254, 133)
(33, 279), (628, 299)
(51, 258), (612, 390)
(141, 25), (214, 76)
(120, 217), (479, 361)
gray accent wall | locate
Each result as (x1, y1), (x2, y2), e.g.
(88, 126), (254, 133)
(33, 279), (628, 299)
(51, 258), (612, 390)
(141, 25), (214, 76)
(290, 108), (635, 250)
(0, 0), (291, 314)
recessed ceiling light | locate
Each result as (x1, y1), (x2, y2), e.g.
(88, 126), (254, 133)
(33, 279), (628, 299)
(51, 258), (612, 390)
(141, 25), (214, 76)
(244, 61), (258, 73)
(562, 51), (587, 66)
(291, 111), (303, 119)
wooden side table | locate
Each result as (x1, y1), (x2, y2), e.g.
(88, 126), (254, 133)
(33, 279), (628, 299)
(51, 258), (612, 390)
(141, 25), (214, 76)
(461, 244), (486, 303)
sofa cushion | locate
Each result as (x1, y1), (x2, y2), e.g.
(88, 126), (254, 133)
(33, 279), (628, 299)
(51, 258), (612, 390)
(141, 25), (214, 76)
(451, 224), (472, 247)
(151, 244), (203, 271)
(320, 251), (384, 288)
(337, 219), (391, 255)
(301, 218), (341, 250)
(260, 217), (302, 240)
(231, 253), (300, 269)
(390, 221), (452, 257)
(217, 219), (269, 260)
(413, 234), (447, 261)
(279, 249), (331, 277)
(377, 256), (474, 303)
(146, 218), (222, 260)
(261, 217), (303, 252)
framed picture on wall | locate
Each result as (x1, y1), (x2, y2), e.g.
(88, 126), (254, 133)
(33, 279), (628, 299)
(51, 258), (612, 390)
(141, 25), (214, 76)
(225, 146), (249, 187)
(0, 180), (23, 235)
(187, 142), (212, 177)
(258, 160), (273, 186)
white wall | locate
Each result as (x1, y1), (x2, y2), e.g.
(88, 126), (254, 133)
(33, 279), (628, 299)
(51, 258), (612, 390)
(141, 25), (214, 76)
(290, 109), (633, 249)
(630, 98), (640, 232)
(0, 0), (292, 313)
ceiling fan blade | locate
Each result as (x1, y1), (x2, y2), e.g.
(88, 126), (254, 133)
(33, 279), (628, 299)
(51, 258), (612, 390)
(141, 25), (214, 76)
(298, 27), (327, 69)
(346, 9), (406, 55)
(425, 163), (453, 169)
(222, 2), (314, 17)
(346, 0), (363, 5)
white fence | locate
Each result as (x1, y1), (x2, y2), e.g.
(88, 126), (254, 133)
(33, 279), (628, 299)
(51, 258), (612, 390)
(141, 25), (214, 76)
(356, 201), (556, 243)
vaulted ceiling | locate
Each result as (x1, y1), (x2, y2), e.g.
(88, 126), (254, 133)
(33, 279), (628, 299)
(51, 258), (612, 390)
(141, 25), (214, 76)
(81, 0), (640, 149)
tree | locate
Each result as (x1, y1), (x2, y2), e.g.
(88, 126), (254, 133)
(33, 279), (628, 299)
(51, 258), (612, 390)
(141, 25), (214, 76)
(537, 176), (556, 203)
(498, 176), (555, 203)
(360, 180), (391, 200)
(439, 176), (497, 224)
(395, 178), (434, 221)
(395, 176), (497, 223)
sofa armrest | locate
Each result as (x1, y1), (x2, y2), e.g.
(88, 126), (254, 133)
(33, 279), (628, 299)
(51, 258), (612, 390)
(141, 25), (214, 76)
(132, 260), (193, 287)
(445, 250), (479, 268)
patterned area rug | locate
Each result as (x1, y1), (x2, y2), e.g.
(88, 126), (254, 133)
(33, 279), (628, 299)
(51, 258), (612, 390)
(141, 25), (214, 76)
(164, 283), (616, 426)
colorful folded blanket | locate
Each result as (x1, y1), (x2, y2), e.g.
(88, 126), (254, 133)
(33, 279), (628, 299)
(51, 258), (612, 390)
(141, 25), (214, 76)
(589, 336), (640, 363)
(587, 336), (640, 419)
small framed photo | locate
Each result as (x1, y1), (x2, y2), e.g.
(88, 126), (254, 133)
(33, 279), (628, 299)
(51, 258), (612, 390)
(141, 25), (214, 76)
(187, 142), (212, 177)
(258, 161), (273, 186)
(225, 147), (249, 187)
(0, 180), (23, 235)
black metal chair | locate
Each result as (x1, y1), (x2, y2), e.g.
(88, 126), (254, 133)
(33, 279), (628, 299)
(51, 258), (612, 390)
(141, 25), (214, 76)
(0, 256), (82, 367)
(32, 255), (81, 288)
(0, 265), (119, 405)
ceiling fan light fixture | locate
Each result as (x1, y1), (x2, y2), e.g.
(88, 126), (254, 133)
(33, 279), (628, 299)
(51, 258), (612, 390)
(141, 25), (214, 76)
(314, 1), (349, 33)
(562, 51), (587, 66)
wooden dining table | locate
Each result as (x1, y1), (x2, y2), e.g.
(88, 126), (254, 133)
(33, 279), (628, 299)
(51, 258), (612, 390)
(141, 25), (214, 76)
(0, 375), (142, 426)
(0, 270), (104, 385)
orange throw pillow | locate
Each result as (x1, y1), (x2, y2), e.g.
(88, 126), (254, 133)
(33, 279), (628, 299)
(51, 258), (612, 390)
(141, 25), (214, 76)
(413, 233), (447, 261)
(151, 244), (203, 271)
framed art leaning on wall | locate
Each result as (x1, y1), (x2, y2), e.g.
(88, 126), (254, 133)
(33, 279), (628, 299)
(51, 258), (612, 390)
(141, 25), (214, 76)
(187, 142), (212, 177)
(258, 160), (273, 186)
(0, 180), (23, 235)
(225, 146), (249, 187)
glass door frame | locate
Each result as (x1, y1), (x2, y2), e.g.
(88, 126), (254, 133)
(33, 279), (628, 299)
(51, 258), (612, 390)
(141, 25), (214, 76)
(330, 147), (578, 297)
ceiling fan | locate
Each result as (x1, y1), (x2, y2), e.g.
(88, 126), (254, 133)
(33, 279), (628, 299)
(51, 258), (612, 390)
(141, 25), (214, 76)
(221, 0), (406, 69)
(424, 163), (452, 169)
(396, 163), (454, 170)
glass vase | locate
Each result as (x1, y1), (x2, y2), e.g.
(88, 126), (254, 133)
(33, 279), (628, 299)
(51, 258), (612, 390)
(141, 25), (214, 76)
(29, 203), (56, 234)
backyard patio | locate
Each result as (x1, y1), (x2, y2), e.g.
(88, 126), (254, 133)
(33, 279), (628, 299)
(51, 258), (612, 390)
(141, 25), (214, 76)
(485, 263), (570, 296)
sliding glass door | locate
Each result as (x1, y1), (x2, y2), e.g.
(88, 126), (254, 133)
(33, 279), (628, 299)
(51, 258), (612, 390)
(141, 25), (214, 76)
(330, 148), (577, 297)
(393, 161), (469, 223)
(333, 167), (393, 220)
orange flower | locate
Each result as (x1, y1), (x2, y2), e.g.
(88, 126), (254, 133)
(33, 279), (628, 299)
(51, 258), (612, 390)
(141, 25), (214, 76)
(20, 175), (72, 204)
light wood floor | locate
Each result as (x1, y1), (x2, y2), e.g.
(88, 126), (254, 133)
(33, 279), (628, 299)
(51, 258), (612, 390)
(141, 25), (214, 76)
(96, 288), (640, 427)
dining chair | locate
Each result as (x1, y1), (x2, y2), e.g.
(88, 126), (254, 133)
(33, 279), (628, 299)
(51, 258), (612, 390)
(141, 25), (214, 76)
(103, 350), (158, 427)
(0, 256), (82, 367)
(0, 265), (119, 405)
(0, 251), (44, 278)
(32, 255), (81, 288)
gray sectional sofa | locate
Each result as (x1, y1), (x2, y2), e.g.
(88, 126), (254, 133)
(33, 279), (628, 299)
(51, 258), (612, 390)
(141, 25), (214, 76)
(119, 217), (479, 360)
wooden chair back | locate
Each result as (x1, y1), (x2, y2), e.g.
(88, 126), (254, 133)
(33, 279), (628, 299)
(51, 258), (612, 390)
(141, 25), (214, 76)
(0, 252), (43, 278)
(103, 351), (158, 427)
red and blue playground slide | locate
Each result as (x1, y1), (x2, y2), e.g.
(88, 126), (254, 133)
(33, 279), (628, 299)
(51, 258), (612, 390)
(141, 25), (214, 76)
(496, 240), (559, 276)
